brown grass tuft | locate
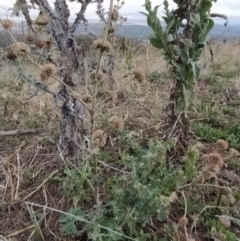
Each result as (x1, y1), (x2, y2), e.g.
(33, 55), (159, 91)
(40, 64), (56, 81)
(93, 39), (113, 53)
(108, 116), (124, 131)
(92, 129), (108, 147)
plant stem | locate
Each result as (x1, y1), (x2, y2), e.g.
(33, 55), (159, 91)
(26, 55), (91, 111)
(3, 22), (91, 112)
(89, 0), (114, 214)
(90, 0), (114, 146)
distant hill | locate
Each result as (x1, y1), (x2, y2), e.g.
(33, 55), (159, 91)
(8, 21), (240, 40)
(76, 22), (240, 40)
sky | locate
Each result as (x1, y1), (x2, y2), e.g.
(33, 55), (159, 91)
(0, 0), (239, 25)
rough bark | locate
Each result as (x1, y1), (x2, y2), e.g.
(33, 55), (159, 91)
(19, 0), (93, 162)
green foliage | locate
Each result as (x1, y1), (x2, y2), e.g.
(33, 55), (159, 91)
(192, 122), (228, 142)
(22, 114), (42, 129)
(147, 70), (161, 83)
(59, 207), (85, 235)
(141, 0), (216, 112)
(201, 217), (238, 241)
(55, 168), (93, 203)
(192, 122), (240, 149)
(182, 145), (199, 180)
(124, 48), (134, 70)
(206, 62), (240, 84)
(56, 135), (195, 240)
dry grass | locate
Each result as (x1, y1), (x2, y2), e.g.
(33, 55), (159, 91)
(1, 37), (240, 241)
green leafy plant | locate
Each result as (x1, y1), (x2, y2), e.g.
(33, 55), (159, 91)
(141, 0), (221, 152)
(59, 207), (85, 235)
(56, 135), (188, 240)
(192, 122), (240, 149)
(147, 70), (162, 83)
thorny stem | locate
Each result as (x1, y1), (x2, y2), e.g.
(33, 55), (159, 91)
(90, 51), (103, 145)
(180, 192), (189, 240)
(26, 55), (91, 111)
(90, 0), (114, 146)
(0, 20), (18, 44)
(216, 189), (224, 207)
(191, 205), (226, 232)
(89, 0), (114, 214)
(2, 24), (91, 111)
(65, 158), (95, 192)
(24, 202), (139, 241)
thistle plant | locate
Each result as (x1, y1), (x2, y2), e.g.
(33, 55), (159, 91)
(142, 0), (227, 154)
(3, 0), (125, 162)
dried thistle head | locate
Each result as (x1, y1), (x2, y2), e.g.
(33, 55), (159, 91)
(216, 139), (228, 150)
(1, 19), (14, 30)
(6, 45), (19, 60)
(133, 69), (145, 83)
(34, 38), (45, 49)
(108, 26), (115, 34)
(92, 129), (107, 147)
(6, 42), (30, 60)
(43, 39), (52, 50)
(112, 9), (120, 22)
(229, 148), (239, 157)
(207, 153), (224, 168)
(16, 42), (30, 55)
(201, 164), (220, 180)
(168, 192), (178, 203)
(93, 39), (113, 53)
(200, 154), (210, 162)
(108, 116), (124, 131)
(90, 70), (104, 82)
(178, 216), (189, 227)
(35, 11), (49, 26)
(40, 64), (56, 81)
(26, 34), (34, 42)
(211, 230), (226, 241)
(107, 90), (118, 104)
(82, 94), (93, 103)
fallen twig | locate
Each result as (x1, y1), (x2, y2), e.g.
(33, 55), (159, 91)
(0, 129), (38, 136)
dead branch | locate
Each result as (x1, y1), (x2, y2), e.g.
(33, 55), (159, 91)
(210, 13), (228, 26)
(70, 0), (92, 36)
(0, 129), (38, 136)
(210, 13), (228, 20)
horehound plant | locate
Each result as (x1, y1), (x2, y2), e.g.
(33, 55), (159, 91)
(142, 0), (228, 155)
(1, 0), (125, 162)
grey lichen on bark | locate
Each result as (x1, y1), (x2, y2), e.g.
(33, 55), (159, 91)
(14, 0), (93, 162)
